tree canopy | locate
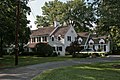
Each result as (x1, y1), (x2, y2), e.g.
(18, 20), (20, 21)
(35, 0), (95, 32)
(0, 0), (31, 57)
(95, 0), (120, 47)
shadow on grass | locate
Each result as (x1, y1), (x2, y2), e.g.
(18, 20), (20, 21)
(33, 61), (120, 80)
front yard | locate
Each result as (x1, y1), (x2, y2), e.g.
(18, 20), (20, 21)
(33, 61), (120, 80)
(0, 55), (78, 68)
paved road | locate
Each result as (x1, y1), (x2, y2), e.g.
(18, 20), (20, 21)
(0, 56), (120, 80)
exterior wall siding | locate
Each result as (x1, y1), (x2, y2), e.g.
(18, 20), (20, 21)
(48, 25), (77, 56)
(64, 25), (78, 48)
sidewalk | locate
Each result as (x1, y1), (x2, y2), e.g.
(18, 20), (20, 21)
(0, 57), (120, 80)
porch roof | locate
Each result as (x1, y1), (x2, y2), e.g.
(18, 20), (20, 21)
(27, 43), (37, 48)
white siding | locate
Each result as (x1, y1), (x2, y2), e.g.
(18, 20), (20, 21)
(49, 25), (77, 56)
(64, 25), (77, 48)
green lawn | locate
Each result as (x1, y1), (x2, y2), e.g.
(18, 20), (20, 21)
(33, 61), (120, 80)
(0, 55), (77, 68)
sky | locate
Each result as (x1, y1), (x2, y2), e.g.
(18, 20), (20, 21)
(27, 0), (68, 30)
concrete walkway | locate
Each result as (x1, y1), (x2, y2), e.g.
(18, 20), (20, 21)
(0, 56), (120, 80)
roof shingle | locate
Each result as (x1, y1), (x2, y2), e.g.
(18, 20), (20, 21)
(31, 27), (55, 36)
(51, 26), (70, 38)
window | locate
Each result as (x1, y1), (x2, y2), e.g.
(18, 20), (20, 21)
(58, 37), (61, 41)
(57, 46), (62, 51)
(99, 39), (105, 44)
(32, 38), (35, 42)
(71, 30), (74, 33)
(59, 47), (62, 51)
(90, 42), (93, 45)
(67, 36), (71, 41)
(104, 45), (106, 51)
(52, 37), (54, 41)
(39, 37), (41, 42)
(100, 42), (104, 44)
(43, 36), (47, 42)
(37, 37), (39, 42)
(89, 39), (94, 45)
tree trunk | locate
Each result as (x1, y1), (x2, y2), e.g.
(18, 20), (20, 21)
(0, 35), (3, 57)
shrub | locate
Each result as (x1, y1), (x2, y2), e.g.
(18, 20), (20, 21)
(19, 52), (36, 56)
(36, 43), (53, 57)
(66, 41), (84, 57)
(75, 53), (89, 58)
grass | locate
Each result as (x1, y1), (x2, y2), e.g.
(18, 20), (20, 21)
(0, 55), (78, 68)
(33, 61), (120, 80)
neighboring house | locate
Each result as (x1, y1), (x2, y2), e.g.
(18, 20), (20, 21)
(77, 32), (110, 52)
(27, 25), (77, 56)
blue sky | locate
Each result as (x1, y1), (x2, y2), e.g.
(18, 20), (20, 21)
(27, 0), (67, 30)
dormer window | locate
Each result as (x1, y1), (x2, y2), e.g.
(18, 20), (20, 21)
(58, 37), (61, 41)
(58, 35), (61, 41)
(78, 37), (83, 43)
(88, 39), (94, 45)
(99, 39), (105, 44)
(52, 37), (54, 41)
(100, 42), (104, 44)
(90, 42), (93, 45)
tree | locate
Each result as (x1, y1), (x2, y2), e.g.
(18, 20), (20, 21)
(0, 0), (31, 57)
(95, 0), (120, 48)
(65, 0), (96, 32)
(35, 16), (50, 27)
(66, 40), (83, 57)
(35, 0), (95, 32)
(35, 0), (66, 27)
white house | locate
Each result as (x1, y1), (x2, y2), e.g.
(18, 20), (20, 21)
(77, 32), (110, 52)
(27, 25), (77, 56)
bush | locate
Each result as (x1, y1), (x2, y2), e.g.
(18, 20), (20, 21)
(73, 53), (89, 58)
(36, 43), (53, 57)
(19, 52), (37, 56)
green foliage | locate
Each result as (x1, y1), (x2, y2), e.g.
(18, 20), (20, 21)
(35, 0), (66, 27)
(19, 52), (36, 56)
(35, 16), (50, 27)
(35, 0), (95, 32)
(66, 0), (96, 32)
(95, 0), (120, 48)
(36, 43), (53, 57)
(66, 41), (84, 57)
(0, 0), (31, 57)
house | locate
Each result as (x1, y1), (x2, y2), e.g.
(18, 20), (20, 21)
(27, 24), (111, 56)
(27, 25), (77, 56)
(77, 32), (110, 52)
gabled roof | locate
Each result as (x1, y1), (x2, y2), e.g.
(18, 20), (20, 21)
(77, 32), (89, 38)
(78, 32), (108, 39)
(77, 32), (108, 44)
(51, 26), (70, 38)
(31, 27), (55, 36)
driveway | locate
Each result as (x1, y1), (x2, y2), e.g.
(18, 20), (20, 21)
(0, 56), (120, 80)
